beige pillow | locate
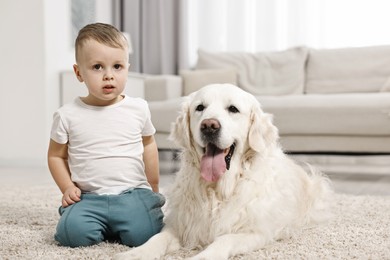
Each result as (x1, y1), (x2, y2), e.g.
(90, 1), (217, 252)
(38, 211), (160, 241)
(196, 47), (308, 95)
(180, 69), (238, 95)
(306, 45), (390, 94)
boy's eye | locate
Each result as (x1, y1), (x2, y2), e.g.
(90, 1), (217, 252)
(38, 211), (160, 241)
(93, 64), (102, 70)
(114, 64), (122, 69)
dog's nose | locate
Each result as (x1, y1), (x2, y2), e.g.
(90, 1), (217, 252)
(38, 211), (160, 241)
(201, 119), (221, 136)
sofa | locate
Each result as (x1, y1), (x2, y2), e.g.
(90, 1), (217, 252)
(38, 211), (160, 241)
(134, 45), (390, 159)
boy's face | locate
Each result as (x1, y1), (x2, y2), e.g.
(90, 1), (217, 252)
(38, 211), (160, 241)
(73, 39), (129, 106)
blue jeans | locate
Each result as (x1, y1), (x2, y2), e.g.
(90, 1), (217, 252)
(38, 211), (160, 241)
(55, 188), (165, 248)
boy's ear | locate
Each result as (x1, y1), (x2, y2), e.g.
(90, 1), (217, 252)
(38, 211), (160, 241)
(73, 64), (84, 82)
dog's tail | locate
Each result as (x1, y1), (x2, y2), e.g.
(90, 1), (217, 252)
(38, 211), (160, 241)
(304, 164), (335, 226)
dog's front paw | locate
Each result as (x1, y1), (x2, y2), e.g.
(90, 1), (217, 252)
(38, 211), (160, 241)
(114, 247), (159, 260)
(189, 250), (227, 260)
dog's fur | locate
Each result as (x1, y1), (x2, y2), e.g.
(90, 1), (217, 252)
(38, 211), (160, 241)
(115, 84), (332, 260)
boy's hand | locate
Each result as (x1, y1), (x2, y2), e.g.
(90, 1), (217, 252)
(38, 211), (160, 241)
(62, 186), (81, 208)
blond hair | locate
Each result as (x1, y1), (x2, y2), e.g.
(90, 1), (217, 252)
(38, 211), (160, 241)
(75, 23), (128, 62)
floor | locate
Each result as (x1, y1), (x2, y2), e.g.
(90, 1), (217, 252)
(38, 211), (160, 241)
(1, 152), (390, 196)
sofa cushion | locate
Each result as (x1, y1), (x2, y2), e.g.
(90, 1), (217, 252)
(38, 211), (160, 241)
(306, 45), (390, 94)
(196, 47), (308, 95)
(180, 69), (237, 95)
(258, 93), (390, 136)
(149, 97), (184, 133)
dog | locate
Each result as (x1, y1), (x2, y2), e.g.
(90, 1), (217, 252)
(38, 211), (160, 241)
(115, 84), (332, 259)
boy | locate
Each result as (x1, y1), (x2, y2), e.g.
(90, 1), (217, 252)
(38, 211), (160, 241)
(47, 23), (164, 248)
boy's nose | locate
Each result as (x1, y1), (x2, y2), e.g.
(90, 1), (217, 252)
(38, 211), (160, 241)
(104, 75), (114, 80)
(104, 69), (114, 80)
(104, 73), (114, 81)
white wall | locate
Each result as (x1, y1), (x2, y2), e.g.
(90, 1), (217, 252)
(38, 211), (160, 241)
(0, 0), (47, 166)
(0, 0), (112, 167)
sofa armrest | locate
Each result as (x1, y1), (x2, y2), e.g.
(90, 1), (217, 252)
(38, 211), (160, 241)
(126, 72), (147, 98)
(128, 72), (183, 101)
(145, 75), (183, 101)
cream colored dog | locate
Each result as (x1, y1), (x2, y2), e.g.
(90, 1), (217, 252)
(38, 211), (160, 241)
(115, 84), (332, 260)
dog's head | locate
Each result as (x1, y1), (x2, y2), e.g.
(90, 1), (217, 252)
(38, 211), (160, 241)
(171, 84), (278, 182)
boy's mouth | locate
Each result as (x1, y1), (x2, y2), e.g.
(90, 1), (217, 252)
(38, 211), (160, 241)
(103, 85), (115, 93)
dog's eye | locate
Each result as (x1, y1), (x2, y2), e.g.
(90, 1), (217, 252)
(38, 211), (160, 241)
(228, 105), (239, 113)
(196, 104), (205, 112)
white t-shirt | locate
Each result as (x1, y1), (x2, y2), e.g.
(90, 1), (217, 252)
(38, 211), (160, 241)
(50, 95), (156, 195)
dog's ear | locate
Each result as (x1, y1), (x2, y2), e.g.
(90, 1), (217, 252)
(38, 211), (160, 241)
(169, 96), (192, 149)
(248, 104), (279, 153)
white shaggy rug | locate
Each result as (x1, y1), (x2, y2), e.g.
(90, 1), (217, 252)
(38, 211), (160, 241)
(1, 183), (390, 259)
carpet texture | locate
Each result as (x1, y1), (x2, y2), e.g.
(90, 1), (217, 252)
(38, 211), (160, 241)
(1, 183), (390, 259)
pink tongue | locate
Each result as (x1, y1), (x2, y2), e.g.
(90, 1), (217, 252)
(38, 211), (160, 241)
(200, 144), (227, 182)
